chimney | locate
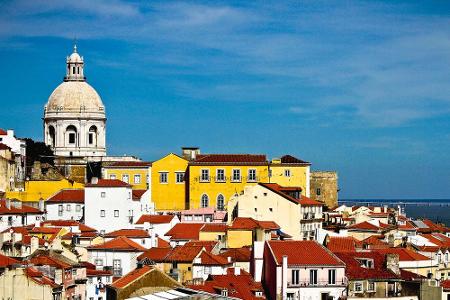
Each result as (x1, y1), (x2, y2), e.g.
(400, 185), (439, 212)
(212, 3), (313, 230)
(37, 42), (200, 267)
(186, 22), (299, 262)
(12, 200), (22, 209)
(39, 199), (45, 212)
(385, 253), (400, 276)
(181, 147), (200, 161)
(30, 236), (39, 254)
(281, 255), (288, 300)
(6, 129), (14, 137)
(227, 256), (232, 263)
(91, 177), (98, 184)
(5, 199), (11, 210)
(234, 267), (240, 275)
(193, 257), (201, 264)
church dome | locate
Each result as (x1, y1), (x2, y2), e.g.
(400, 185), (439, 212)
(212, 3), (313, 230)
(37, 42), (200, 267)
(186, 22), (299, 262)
(45, 81), (105, 113)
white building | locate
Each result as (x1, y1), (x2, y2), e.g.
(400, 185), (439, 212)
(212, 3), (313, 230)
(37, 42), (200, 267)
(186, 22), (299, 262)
(134, 214), (179, 239)
(84, 263), (113, 300)
(84, 179), (150, 234)
(43, 45), (106, 157)
(0, 199), (44, 232)
(104, 228), (154, 249)
(45, 189), (84, 221)
(263, 240), (347, 300)
(87, 236), (146, 277)
(192, 251), (232, 281)
(0, 129), (26, 184)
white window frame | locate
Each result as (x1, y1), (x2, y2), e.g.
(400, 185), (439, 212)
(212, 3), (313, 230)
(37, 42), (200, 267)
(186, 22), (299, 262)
(284, 169), (291, 177)
(200, 169), (210, 182)
(175, 172), (184, 183)
(354, 281), (363, 293)
(367, 281), (376, 292)
(216, 169), (225, 182)
(66, 204), (71, 211)
(232, 169), (241, 182)
(328, 269), (336, 285)
(76, 204), (81, 212)
(122, 174), (129, 183)
(309, 269), (318, 285)
(201, 194), (209, 208)
(58, 205), (63, 216)
(101, 192), (106, 198)
(159, 172), (168, 184)
(291, 269), (300, 285)
(134, 174), (141, 184)
(114, 210), (119, 217)
(248, 169), (257, 182)
(217, 194), (225, 211)
(109, 174), (116, 180)
(100, 210), (105, 217)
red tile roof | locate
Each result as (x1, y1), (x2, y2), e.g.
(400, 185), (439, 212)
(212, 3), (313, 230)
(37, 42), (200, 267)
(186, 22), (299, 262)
(30, 227), (62, 234)
(0, 129), (7, 135)
(0, 143), (11, 150)
(195, 251), (230, 266)
(85, 179), (130, 188)
(87, 268), (113, 276)
(326, 236), (358, 252)
(0, 253), (19, 268)
(279, 155), (310, 164)
(110, 265), (154, 289)
(157, 237), (171, 248)
(29, 255), (71, 269)
(441, 280), (450, 291)
(0, 199), (43, 214)
(184, 240), (219, 252)
(87, 236), (146, 252)
(104, 229), (149, 238)
(375, 248), (429, 261)
(267, 240), (344, 266)
(334, 252), (399, 280)
(46, 189), (84, 203)
(419, 233), (450, 250)
(132, 190), (147, 200)
(137, 247), (172, 262)
(106, 161), (152, 168)
(259, 183), (321, 206)
(165, 223), (204, 240)
(187, 269), (265, 300)
(135, 214), (175, 224)
(348, 221), (380, 231)
(26, 267), (59, 288)
(41, 220), (96, 232)
(200, 223), (227, 232)
(219, 247), (252, 262)
(229, 217), (279, 230)
(165, 245), (204, 262)
(191, 154), (267, 165)
(360, 236), (389, 249)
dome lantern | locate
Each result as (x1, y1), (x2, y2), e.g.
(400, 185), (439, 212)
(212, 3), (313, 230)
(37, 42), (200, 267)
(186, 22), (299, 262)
(65, 44), (85, 82)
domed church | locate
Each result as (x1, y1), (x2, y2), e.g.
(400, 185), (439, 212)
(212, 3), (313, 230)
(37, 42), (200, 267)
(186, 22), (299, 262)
(43, 45), (106, 158)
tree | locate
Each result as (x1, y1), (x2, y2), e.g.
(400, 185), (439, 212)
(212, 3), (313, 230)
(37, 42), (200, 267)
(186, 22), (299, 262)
(24, 138), (54, 176)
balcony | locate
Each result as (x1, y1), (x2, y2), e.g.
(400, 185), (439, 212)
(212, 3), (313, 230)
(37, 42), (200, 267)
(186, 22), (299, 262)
(287, 278), (347, 288)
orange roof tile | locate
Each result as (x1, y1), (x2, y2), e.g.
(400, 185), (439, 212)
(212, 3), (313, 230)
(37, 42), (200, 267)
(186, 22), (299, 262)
(0, 199), (43, 214)
(191, 154), (267, 165)
(47, 189), (84, 203)
(441, 280), (450, 291)
(132, 190), (147, 200)
(219, 247), (252, 262)
(41, 220), (96, 232)
(200, 223), (227, 232)
(327, 236), (357, 252)
(135, 214), (175, 224)
(104, 229), (149, 238)
(184, 240), (218, 252)
(137, 247), (172, 262)
(165, 245), (203, 262)
(165, 223), (204, 240)
(259, 183), (321, 206)
(335, 252), (399, 280)
(348, 221), (380, 231)
(229, 217), (279, 230)
(85, 179), (130, 188)
(110, 265), (153, 289)
(88, 236), (146, 252)
(0, 253), (19, 268)
(279, 155), (310, 164)
(375, 248), (429, 261)
(195, 251), (230, 266)
(267, 240), (344, 266)
(29, 255), (71, 269)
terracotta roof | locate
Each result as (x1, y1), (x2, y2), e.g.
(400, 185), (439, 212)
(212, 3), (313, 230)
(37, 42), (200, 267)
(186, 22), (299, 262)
(334, 252), (399, 280)
(105, 161), (152, 168)
(259, 183), (321, 206)
(229, 217), (279, 230)
(0, 129), (7, 135)
(0, 199), (43, 215)
(184, 240), (219, 252)
(419, 233), (450, 250)
(87, 236), (146, 252)
(29, 255), (71, 269)
(398, 221), (417, 231)
(195, 251), (230, 266)
(46, 189), (84, 203)
(360, 236), (389, 249)
(400, 269), (426, 281)
(375, 248), (429, 261)
(26, 267), (59, 288)
(348, 221), (380, 231)
(104, 229), (149, 238)
(200, 223), (227, 232)
(87, 268), (113, 276)
(0, 143), (11, 150)
(2, 226), (30, 235)
(219, 247), (252, 262)
(138, 247), (172, 262)
(187, 269), (265, 300)
(30, 227), (62, 234)
(85, 179), (130, 188)
(0, 253), (19, 268)
(327, 236), (358, 252)
(268, 240), (344, 266)
(132, 190), (147, 200)
(157, 237), (171, 248)
(441, 280), (450, 291)
(279, 155), (310, 164)
(191, 154), (267, 165)
(41, 220), (96, 232)
(110, 265), (154, 289)
(135, 214), (175, 224)
(165, 223), (204, 240)
(165, 245), (204, 262)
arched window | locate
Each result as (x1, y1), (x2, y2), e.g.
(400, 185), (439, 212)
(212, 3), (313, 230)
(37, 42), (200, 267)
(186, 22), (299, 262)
(48, 126), (56, 147)
(88, 125), (97, 146)
(201, 194), (209, 208)
(66, 125), (77, 145)
(217, 194), (225, 211)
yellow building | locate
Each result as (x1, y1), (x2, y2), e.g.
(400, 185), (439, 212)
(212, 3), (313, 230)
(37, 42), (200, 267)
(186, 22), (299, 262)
(226, 217), (278, 248)
(151, 153), (188, 211)
(268, 155), (311, 197)
(5, 178), (84, 202)
(187, 154), (269, 210)
(102, 161), (151, 190)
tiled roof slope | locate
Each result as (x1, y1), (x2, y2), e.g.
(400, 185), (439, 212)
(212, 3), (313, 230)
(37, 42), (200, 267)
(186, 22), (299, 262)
(326, 236), (358, 252)
(104, 229), (149, 238)
(85, 179), (130, 187)
(47, 189), (84, 203)
(135, 214), (175, 224)
(280, 155), (310, 164)
(111, 265), (153, 289)
(191, 154), (267, 165)
(165, 223), (204, 240)
(0, 199), (43, 214)
(334, 252), (399, 280)
(87, 236), (146, 252)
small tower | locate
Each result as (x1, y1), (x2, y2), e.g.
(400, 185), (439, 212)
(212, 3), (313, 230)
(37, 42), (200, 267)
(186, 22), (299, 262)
(64, 44), (85, 81)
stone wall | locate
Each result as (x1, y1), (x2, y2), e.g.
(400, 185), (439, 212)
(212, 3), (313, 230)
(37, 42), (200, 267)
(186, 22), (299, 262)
(310, 171), (338, 209)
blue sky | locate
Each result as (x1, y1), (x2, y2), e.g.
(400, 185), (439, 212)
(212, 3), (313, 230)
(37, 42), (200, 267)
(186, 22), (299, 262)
(0, 0), (449, 199)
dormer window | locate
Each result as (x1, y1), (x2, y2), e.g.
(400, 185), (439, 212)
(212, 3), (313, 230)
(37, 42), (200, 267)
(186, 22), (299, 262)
(221, 289), (228, 297)
(356, 258), (374, 268)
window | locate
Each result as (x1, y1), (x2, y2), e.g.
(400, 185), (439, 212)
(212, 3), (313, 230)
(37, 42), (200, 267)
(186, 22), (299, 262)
(316, 188), (321, 196)
(122, 174), (129, 183)
(176, 172), (184, 183)
(101, 192), (106, 198)
(269, 208), (273, 212)
(287, 293), (294, 300)
(113, 259), (122, 277)
(357, 258), (374, 269)
(114, 210), (119, 217)
(217, 194), (225, 211)
(248, 169), (257, 182)
(438, 254), (442, 263)
(232, 169), (241, 182)
(69, 133), (76, 144)
(291, 269), (300, 285)
(134, 174), (141, 184)
(76, 205), (81, 212)
(328, 269), (336, 284)
(100, 210), (105, 217)
(88, 278), (93, 284)
(88, 133), (93, 144)
(66, 204), (71, 211)
(109, 174), (116, 180)
(159, 172), (168, 183)
(204, 266), (211, 274)
(221, 289), (228, 297)
(309, 269), (318, 285)
(354, 281), (363, 293)
(284, 169), (291, 177)
(201, 194), (209, 208)
(216, 169), (225, 182)
(58, 205), (63, 216)
(200, 169), (210, 182)
(94, 259), (103, 266)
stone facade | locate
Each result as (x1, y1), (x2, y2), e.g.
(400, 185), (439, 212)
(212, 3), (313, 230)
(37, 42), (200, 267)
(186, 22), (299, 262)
(310, 171), (338, 209)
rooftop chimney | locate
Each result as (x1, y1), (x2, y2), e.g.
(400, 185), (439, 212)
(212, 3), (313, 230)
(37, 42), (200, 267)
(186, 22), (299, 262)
(91, 177), (98, 184)
(281, 255), (288, 300)
(181, 147), (200, 161)
(385, 253), (400, 276)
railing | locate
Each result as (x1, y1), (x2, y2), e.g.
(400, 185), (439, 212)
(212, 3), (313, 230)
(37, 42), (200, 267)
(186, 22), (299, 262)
(287, 278), (347, 287)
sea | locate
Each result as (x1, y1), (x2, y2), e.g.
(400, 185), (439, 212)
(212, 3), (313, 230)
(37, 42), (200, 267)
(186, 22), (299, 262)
(339, 199), (450, 227)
